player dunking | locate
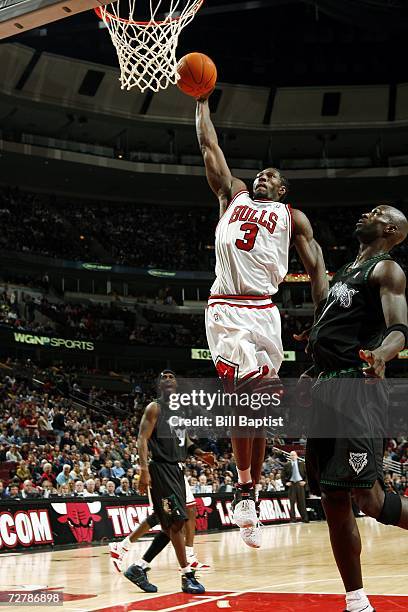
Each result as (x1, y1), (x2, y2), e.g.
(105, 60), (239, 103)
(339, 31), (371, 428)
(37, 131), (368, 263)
(136, 370), (205, 594)
(305, 205), (408, 612)
(196, 97), (328, 547)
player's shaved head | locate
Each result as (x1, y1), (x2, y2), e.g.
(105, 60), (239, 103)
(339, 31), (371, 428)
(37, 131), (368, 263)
(381, 205), (408, 245)
(355, 204), (408, 247)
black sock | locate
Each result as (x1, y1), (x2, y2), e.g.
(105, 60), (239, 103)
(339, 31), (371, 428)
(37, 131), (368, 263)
(143, 531), (170, 563)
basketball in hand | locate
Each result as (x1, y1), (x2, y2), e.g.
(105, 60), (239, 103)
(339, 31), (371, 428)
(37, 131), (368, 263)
(176, 52), (217, 99)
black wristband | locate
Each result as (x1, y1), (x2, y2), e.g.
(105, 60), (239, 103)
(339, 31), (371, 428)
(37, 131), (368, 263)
(188, 443), (199, 454)
(383, 324), (408, 349)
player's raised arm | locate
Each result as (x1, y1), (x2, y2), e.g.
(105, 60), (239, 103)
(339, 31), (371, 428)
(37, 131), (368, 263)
(137, 401), (160, 494)
(196, 99), (246, 216)
(360, 260), (408, 378)
(291, 208), (329, 310)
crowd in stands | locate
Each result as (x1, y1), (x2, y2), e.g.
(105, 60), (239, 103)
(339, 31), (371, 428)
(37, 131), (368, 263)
(0, 358), (407, 502)
(0, 285), (307, 349)
(1, 187), (407, 273)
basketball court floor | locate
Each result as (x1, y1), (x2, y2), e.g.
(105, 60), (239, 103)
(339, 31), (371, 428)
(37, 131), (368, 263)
(0, 519), (407, 611)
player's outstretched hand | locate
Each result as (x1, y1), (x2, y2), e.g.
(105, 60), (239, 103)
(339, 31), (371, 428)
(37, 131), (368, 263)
(359, 349), (386, 379)
(138, 468), (151, 496)
(201, 452), (216, 467)
(196, 89), (214, 102)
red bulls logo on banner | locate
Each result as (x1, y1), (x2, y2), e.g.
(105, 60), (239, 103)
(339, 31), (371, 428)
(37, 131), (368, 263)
(195, 497), (213, 532)
(51, 502), (102, 543)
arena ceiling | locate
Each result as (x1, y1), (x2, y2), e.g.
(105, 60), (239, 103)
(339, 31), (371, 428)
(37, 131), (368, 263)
(3, 0), (408, 88)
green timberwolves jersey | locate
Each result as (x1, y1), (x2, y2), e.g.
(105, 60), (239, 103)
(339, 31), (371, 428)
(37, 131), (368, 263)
(147, 398), (187, 464)
(309, 254), (392, 371)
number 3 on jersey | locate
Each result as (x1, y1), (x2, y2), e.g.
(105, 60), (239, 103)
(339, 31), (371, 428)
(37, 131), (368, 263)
(236, 223), (259, 252)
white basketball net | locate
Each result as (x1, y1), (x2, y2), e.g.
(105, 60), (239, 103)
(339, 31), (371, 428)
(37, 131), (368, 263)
(97, 0), (204, 93)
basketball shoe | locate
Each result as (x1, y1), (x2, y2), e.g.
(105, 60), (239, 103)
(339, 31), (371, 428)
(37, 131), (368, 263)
(181, 572), (205, 594)
(189, 558), (211, 570)
(240, 522), (261, 548)
(109, 541), (128, 573)
(232, 483), (257, 528)
(240, 489), (262, 548)
(344, 609), (375, 612)
(124, 564), (158, 593)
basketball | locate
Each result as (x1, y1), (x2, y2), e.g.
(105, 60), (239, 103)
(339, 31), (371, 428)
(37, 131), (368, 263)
(176, 52), (217, 99)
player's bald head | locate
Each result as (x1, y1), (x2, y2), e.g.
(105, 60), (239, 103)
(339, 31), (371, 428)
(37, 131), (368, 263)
(381, 205), (408, 245)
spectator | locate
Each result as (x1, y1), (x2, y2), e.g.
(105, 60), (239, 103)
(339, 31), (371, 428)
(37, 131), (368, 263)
(6, 444), (22, 462)
(40, 462), (57, 486)
(218, 475), (234, 493)
(104, 481), (117, 497)
(115, 477), (132, 496)
(111, 460), (125, 480)
(130, 476), (140, 494)
(41, 480), (56, 498)
(16, 460), (31, 482)
(83, 479), (98, 497)
(52, 409), (65, 442)
(56, 464), (73, 487)
(99, 459), (114, 480)
(57, 483), (71, 497)
(274, 471), (285, 492)
(94, 477), (102, 494)
(20, 480), (39, 499)
(8, 484), (21, 499)
(73, 481), (85, 497)
(70, 464), (83, 482)
(59, 431), (74, 451)
(193, 474), (212, 494)
(0, 480), (9, 499)
(99, 477), (109, 494)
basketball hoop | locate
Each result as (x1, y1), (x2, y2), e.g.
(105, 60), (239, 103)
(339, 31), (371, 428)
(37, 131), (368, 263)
(95, 0), (204, 93)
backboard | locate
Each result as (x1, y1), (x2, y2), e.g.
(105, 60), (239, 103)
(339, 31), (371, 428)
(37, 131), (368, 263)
(0, 0), (117, 39)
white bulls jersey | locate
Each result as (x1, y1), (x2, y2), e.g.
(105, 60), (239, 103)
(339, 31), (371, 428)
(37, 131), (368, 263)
(211, 190), (293, 296)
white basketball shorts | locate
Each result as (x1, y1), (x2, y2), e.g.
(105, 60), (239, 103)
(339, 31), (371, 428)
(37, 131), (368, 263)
(205, 294), (283, 385)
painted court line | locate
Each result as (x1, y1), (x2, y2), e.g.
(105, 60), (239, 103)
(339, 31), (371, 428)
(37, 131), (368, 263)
(87, 574), (408, 612)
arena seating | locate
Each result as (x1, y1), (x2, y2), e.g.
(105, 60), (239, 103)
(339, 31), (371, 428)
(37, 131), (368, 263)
(0, 359), (407, 500)
(1, 186), (407, 273)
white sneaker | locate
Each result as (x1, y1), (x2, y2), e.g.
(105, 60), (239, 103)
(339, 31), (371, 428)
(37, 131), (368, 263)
(109, 541), (128, 573)
(240, 521), (262, 548)
(189, 558), (211, 570)
(232, 499), (257, 528)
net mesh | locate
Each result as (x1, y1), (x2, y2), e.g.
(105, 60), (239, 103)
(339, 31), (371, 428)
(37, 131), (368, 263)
(97, 0), (204, 93)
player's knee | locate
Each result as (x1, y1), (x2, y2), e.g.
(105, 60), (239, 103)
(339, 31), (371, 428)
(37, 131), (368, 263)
(186, 504), (196, 519)
(374, 492), (402, 526)
(170, 519), (186, 534)
(353, 488), (384, 519)
(321, 489), (350, 513)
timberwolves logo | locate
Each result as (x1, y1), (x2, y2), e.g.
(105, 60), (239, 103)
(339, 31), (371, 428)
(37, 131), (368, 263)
(349, 452), (368, 475)
(162, 497), (172, 515)
(330, 282), (359, 308)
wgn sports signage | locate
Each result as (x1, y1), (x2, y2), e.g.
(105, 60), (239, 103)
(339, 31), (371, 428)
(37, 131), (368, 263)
(13, 333), (94, 351)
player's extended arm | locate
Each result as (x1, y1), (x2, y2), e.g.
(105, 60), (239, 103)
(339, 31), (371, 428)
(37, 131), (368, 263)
(292, 208), (329, 310)
(186, 433), (216, 466)
(196, 99), (246, 215)
(137, 401), (160, 495)
(360, 260), (407, 378)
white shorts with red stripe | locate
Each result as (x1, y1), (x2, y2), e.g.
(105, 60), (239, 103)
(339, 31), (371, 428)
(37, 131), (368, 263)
(205, 295), (283, 385)
(185, 475), (196, 506)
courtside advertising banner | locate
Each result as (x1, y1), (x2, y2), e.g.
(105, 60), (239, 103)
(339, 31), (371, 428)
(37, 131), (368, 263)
(0, 494), (321, 552)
